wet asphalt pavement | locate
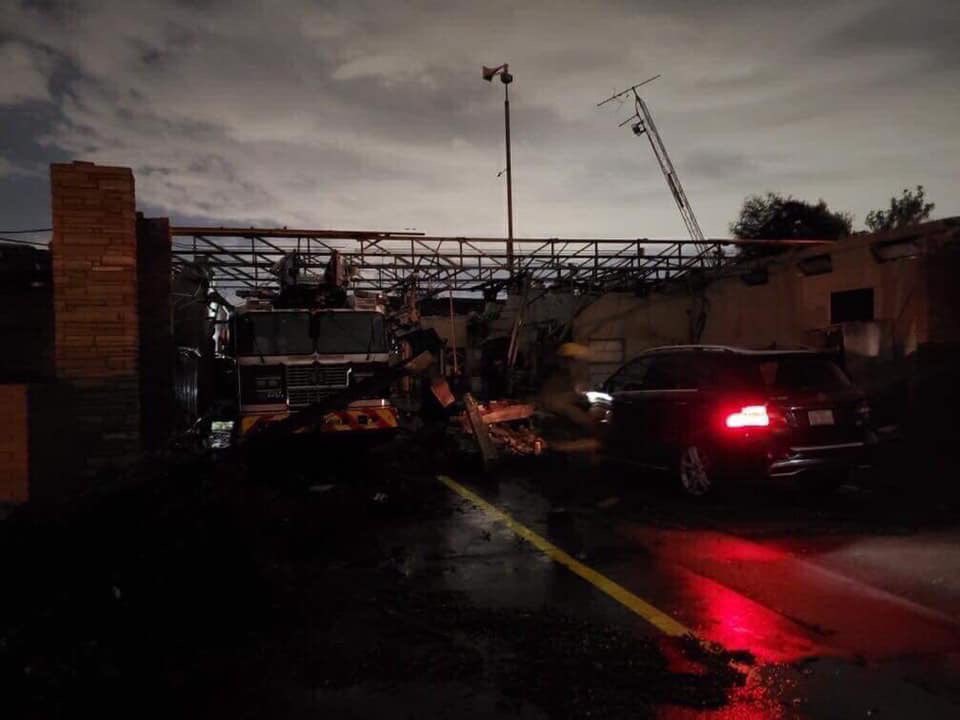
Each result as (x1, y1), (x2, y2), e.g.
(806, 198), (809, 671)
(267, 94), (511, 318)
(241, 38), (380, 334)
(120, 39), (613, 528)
(416, 457), (960, 719)
(4, 439), (959, 718)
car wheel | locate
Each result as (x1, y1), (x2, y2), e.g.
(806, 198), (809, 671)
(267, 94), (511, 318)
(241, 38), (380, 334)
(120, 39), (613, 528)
(679, 445), (712, 496)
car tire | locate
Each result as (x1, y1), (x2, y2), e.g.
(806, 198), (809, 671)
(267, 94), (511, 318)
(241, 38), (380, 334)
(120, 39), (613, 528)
(679, 444), (712, 497)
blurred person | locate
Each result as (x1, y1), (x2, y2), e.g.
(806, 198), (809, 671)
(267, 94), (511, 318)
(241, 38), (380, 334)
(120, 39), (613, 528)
(538, 342), (595, 437)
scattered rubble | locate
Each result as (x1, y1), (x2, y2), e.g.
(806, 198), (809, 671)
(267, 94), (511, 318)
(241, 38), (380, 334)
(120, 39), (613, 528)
(458, 397), (546, 463)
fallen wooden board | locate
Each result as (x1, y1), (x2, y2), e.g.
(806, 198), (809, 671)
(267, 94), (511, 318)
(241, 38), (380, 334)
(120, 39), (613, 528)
(462, 393), (499, 469)
(480, 403), (534, 424)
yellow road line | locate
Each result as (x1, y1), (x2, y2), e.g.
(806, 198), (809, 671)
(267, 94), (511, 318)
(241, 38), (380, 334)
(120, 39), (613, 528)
(437, 474), (693, 638)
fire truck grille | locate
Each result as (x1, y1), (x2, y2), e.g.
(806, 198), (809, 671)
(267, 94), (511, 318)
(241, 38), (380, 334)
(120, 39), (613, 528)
(287, 386), (341, 408)
(286, 364), (349, 387)
(285, 364), (350, 408)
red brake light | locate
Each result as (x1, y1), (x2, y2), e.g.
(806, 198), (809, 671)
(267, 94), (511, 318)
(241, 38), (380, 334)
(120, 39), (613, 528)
(725, 405), (770, 429)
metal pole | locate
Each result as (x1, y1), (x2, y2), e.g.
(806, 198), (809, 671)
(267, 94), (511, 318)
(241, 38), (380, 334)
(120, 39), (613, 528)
(504, 82), (514, 277)
(449, 288), (459, 376)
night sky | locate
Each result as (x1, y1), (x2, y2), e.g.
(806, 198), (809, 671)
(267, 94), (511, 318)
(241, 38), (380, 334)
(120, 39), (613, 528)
(1, 0), (957, 238)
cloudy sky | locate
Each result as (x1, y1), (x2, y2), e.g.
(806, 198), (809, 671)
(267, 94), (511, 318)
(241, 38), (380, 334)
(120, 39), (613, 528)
(1, 0), (957, 240)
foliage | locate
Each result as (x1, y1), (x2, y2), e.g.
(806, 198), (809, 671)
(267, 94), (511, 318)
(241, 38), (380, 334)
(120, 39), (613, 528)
(730, 193), (853, 258)
(865, 185), (935, 233)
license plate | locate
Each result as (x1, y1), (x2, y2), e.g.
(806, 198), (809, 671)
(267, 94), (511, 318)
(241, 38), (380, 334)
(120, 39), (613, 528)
(808, 409), (835, 426)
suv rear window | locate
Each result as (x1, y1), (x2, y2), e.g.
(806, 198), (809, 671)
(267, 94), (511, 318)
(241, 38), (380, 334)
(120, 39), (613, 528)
(755, 354), (851, 392)
(635, 353), (758, 391)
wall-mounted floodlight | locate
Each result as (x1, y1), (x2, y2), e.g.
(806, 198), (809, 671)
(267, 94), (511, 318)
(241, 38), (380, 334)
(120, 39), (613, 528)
(482, 64), (513, 84)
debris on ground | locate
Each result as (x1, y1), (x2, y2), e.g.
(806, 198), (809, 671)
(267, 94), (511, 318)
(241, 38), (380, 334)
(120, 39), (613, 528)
(461, 392), (501, 468)
(477, 401), (536, 425)
(459, 397), (547, 459)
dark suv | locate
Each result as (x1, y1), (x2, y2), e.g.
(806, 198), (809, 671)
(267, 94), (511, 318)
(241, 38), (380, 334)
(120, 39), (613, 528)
(591, 345), (876, 495)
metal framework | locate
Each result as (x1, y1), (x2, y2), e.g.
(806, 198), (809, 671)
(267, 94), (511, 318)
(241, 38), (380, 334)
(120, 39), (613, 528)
(170, 226), (828, 297)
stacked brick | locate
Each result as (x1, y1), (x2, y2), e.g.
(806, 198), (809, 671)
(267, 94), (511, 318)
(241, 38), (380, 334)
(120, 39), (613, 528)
(0, 385), (29, 503)
(51, 161), (141, 471)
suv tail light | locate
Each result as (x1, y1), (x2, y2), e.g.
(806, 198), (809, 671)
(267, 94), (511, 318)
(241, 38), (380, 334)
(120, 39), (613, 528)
(725, 405), (770, 429)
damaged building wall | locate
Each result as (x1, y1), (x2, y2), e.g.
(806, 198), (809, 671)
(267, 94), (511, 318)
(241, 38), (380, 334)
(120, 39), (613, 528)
(420, 289), (589, 394)
(573, 219), (960, 405)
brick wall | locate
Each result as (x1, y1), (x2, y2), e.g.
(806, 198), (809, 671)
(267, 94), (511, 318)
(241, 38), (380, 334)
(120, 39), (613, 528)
(50, 161), (141, 474)
(0, 384), (29, 503)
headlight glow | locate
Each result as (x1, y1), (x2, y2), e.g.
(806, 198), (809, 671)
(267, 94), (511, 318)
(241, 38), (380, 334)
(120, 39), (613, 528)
(585, 391), (613, 403)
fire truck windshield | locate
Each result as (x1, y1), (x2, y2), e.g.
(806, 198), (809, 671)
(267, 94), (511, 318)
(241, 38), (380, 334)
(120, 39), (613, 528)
(313, 311), (387, 355)
(237, 311), (387, 356)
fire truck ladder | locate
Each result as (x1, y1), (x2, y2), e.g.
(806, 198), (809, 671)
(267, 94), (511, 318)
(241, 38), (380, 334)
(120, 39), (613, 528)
(599, 76), (722, 278)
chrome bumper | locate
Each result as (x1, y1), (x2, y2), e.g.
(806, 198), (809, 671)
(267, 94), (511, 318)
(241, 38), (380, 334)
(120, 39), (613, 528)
(768, 437), (876, 478)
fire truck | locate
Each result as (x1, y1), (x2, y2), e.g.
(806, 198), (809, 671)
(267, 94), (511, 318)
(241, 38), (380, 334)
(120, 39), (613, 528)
(226, 252), (399, 439)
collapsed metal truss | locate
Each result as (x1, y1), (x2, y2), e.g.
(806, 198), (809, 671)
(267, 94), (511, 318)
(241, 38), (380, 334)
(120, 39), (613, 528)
(170, 227), (827, 296)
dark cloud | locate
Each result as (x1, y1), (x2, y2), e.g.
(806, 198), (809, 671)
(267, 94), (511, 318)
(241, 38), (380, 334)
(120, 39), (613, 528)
(818, 0), (960, 69)
(0, 173), (55, 229)
(0, 0), (956, 239)
(682, 149), (757, 181)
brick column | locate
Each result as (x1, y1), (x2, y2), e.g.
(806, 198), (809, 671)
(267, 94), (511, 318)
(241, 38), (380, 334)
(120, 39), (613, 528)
(51, 161), (140, 473)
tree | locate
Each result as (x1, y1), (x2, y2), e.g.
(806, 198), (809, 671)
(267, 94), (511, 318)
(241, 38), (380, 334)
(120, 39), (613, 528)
(730, 193), (853, 258)
(865, 185), (935, 233)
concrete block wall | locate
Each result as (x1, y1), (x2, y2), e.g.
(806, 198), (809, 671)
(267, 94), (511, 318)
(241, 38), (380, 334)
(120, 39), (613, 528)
(50, 161), (141, 473)
(0, 384), (29, 503)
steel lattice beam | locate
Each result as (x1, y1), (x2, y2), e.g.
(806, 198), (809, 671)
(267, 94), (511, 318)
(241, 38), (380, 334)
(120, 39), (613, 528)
(170, 227), (831, 296)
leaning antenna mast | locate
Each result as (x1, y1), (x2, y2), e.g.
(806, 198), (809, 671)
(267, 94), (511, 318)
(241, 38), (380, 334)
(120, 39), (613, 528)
(598, 76), (721, 276)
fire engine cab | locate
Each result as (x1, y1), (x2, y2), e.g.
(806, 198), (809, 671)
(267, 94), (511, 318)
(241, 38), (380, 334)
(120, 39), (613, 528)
(227, 252), (399, 438)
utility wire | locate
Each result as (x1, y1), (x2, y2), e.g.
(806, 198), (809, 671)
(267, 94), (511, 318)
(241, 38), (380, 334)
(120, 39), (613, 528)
(0, 227), (53, 234)
(0, 237), (49, 247)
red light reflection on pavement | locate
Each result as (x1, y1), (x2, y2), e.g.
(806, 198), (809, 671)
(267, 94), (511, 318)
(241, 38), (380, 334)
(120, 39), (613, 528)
(675, 565), (825, 664)
(628, 525), (960, 660)
(656, 672), (794, 720)
(667, 531), (786, 564)
(656, 631), (801, 720)
(622, 527), (825, 663)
